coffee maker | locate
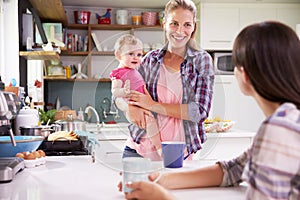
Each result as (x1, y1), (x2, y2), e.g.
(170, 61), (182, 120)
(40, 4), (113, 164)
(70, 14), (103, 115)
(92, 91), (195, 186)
(0, 91), (21, 146)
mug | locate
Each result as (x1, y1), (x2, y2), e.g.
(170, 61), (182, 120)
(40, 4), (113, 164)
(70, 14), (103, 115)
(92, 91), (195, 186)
(122, 157), (151, 193)
(161, 141), (185, 168)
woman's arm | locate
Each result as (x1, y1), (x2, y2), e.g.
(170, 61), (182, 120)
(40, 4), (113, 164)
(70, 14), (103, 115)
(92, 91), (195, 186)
(129, 86), (191, 121)
(128, 104), (153, 129)
(157, 163), (224, 189)
(124, 163), (224, 200)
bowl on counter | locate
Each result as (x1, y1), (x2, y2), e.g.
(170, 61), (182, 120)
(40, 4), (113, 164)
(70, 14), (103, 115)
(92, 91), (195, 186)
(204, 121), (235, 133)
(0, 136), (44, 157)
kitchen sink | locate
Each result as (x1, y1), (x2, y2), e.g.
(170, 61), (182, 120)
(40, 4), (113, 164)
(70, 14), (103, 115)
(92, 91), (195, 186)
(85, 122), (130, 134)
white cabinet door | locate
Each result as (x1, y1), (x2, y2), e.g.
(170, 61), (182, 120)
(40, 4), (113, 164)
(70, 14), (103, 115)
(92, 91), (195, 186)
(209, 75), (264, 131)
(200, 3), (239, 50)
(200, 3), (300, 50)
(209, 75), (239, 121)
(239, 6), (277, 31)
(194, 136), (252, 161)
(277, 5), (300, 31)
(95, 139), (126, 164)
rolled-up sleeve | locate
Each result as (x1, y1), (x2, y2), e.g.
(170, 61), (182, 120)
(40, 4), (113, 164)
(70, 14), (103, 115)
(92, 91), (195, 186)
(185, 51), (214, 123)
(217, 150), (249, 187)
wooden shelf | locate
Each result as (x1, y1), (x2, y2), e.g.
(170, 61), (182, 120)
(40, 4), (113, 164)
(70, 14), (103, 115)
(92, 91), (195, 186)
(60, 51), (89, 56)
(67, 24), (163, 31)
(91, 51), (114, 56)
(19, 51), (60, 61)
(44, 77), (111, 82)
(29, 0), (68, 26)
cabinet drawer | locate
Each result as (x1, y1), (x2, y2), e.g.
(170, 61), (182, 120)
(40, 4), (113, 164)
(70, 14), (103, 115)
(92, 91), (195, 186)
(194, 137), (252, 161)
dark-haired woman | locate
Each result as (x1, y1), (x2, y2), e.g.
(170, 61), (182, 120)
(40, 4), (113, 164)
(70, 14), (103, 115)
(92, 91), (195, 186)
(124, 21), (300, 200)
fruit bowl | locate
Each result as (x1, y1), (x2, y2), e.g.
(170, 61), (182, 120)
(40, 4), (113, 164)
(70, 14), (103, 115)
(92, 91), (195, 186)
(0, 136), (44, 157)
(204, 122), (219, 133)
(216, 121), (236, 132)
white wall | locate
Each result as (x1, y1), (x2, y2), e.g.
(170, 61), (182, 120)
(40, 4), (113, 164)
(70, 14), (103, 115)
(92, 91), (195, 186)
(0, 0), (19, 86)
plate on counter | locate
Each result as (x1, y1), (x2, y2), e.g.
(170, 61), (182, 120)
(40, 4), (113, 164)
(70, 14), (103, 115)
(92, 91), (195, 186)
(205, 121), (235, 133)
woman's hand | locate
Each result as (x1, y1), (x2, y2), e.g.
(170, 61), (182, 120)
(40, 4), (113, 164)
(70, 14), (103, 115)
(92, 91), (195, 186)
(128, 104), (153, 129)
(129, 86), (156, 110)
(124, 181), (175, 200)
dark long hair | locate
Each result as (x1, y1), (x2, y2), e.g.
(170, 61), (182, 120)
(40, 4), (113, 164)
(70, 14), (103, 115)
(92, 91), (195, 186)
(232, 21), (300, 108)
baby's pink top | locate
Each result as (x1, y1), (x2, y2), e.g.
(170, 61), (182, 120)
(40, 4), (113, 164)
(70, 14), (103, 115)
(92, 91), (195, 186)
(126, 64), (185, 160)
(110, 67), (145, 94)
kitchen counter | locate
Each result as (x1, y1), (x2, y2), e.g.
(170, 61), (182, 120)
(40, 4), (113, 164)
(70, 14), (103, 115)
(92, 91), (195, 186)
(0, 156), (246, 200)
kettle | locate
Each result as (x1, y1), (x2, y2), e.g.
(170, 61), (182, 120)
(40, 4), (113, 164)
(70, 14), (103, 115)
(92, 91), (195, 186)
(15, 106), (39, 135)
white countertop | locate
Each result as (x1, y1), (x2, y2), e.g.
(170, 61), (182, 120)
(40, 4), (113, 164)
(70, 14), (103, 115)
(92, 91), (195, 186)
(0, 156), (246, 200)
(89, 125), (256, 141)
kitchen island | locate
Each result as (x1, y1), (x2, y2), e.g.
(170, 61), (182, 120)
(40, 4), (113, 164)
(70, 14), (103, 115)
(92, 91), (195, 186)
(0, 156), (247, 200)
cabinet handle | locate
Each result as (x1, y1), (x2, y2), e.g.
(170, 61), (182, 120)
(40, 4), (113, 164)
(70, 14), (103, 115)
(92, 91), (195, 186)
(215, 82), (232, 84)
(209, 40), (231, 43)
(106, 152), (122, 154)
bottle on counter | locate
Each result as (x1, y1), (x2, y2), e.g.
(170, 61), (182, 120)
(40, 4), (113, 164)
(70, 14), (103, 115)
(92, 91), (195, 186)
(55, 96), (61, 110)
(77, 107), (84, 121)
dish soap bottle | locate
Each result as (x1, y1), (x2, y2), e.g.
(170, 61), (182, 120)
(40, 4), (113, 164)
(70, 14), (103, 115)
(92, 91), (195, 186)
(77, 107), (84, 121)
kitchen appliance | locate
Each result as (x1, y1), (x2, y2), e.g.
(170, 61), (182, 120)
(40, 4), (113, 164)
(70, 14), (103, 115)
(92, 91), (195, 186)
(38, 136), (89, 156)
(15, 107), (39, 135)
(0, 91), (20, 145)
(213, 52), (234, 75)
(0, 157), (25, 183)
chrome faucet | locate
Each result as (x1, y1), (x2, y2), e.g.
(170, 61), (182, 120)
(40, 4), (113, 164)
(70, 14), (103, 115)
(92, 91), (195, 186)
(84, 106), (102, 129)
(101, 97), (120, 119)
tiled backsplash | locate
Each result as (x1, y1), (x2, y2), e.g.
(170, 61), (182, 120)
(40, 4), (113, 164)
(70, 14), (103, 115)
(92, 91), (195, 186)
(45, 81), (127, 123)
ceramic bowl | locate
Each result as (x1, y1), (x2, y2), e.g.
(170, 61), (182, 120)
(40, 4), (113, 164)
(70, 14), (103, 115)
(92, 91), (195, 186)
(0, 136), (44, 157)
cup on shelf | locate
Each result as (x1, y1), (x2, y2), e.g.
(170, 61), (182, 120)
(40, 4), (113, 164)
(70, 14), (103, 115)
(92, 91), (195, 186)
(132, 15), (142, 25)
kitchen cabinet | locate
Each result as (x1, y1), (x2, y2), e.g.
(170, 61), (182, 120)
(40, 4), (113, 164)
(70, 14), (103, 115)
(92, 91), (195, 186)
(92, 126), (256, 162)
(277, 6), (300, 29)
(200, 3), (240, 50)
(209, 75), (264, 131)
(200, 3), (300, 50)
(94, 128), (129, 163)
(239, 5), (277, 29)
(194, 131), (255, 161)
